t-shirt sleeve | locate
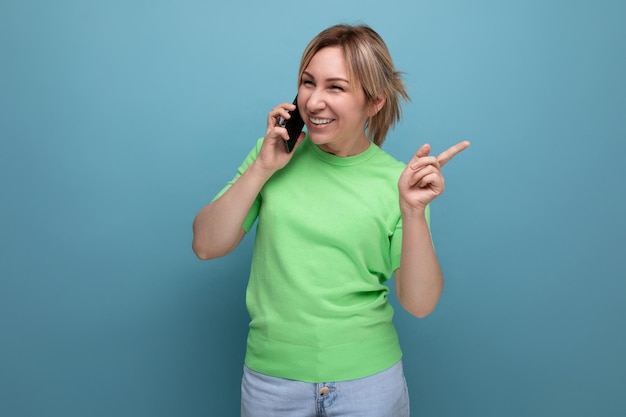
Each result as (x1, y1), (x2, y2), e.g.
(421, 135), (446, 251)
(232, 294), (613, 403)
(390, 204), (431, 272)
(211, 138), (264, 232)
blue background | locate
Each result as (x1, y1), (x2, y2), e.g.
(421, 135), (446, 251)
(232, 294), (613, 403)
(2, 1), (625, 416)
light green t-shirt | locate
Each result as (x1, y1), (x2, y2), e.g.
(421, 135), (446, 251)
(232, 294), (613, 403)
(215, 135), (430, 382)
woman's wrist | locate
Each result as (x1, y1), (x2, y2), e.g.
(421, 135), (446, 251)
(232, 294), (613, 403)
(248, 159), (277, 182)
(399, 202), (428, 220)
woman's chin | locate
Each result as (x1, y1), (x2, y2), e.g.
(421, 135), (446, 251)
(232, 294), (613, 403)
(306, 132), (331, 146)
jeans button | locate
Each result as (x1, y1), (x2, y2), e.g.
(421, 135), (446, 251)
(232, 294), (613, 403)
(319, 386), (330, 396)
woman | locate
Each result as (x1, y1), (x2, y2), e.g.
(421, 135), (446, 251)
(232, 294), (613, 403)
(193, 24), (469, 417)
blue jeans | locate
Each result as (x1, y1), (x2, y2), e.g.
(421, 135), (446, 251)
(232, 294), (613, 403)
(240, 360), (410, 417)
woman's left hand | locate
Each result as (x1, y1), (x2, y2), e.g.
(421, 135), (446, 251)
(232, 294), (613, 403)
(398, 141), (470, 216)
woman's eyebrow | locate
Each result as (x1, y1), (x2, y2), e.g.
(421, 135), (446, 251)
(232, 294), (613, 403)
(302, 71), (349, 84)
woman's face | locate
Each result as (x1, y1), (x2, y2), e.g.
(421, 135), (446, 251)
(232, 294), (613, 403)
(297, 46), (373, 156)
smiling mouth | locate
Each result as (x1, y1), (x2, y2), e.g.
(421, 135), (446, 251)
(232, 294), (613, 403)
(309, 117), (334, 126)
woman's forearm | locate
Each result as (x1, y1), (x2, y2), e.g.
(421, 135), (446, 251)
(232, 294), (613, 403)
(395, 213), (444, 318)
(192, 161), (274, 260)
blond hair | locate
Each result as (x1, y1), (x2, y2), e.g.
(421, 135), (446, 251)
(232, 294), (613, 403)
(297, 24), (410, 146)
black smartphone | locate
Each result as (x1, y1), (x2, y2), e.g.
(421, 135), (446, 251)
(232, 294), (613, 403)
(282, 96), (305, 153)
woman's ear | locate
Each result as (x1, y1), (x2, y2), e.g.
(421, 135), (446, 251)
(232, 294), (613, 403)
(368, 94), (386, 117)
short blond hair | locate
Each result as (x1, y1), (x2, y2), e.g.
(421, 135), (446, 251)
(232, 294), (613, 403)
(298, 24), (410, 146)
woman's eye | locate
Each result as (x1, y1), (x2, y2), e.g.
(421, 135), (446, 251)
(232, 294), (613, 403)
(331, 85), (344, 91)
(302, 80), (314, 86)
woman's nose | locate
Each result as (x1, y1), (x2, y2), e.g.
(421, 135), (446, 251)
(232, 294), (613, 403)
(305, 89), (326, 112)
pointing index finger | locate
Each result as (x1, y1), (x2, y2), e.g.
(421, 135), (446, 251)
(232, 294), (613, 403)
(437, 140), (471, 167)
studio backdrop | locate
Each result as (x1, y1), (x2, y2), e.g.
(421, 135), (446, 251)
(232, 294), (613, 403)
(1, 1), (625, 416)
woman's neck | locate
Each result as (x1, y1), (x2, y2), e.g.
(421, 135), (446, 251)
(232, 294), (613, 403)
(318, 136), (371, 157)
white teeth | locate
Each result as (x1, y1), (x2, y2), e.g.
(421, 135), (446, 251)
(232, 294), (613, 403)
(310, 118), (333, 125)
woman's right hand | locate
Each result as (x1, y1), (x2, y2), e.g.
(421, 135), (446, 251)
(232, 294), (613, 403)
(254, 102), (305, 174)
